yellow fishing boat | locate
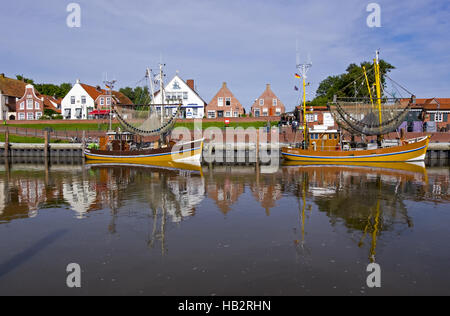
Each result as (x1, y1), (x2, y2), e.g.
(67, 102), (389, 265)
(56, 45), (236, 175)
(282, 51), (430, 163)
(84, 64), (203, 164)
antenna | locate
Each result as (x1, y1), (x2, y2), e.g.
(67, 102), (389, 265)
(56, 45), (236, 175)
(296, 39), (300, 66)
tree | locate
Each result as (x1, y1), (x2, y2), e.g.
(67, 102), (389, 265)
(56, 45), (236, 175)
(16, 75), (34, 84)
(310, 60), (395, 106)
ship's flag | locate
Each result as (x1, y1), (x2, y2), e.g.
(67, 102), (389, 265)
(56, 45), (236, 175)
(105, 84), (111, 89)
(294, 86), (299, 91)
(295, 73), (301, 79)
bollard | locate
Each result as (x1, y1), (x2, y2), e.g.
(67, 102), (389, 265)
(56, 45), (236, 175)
(44, 130), (49, 159)
(4, 128), (9, 158)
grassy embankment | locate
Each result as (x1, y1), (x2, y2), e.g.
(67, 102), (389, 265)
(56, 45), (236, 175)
(7, 121), (279, 131)
(0, 134), (68, 143)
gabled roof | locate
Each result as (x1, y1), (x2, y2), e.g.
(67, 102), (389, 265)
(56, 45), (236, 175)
(207, 82), (242, 108)
(157, 75), (207, 105)
(40, 95), (62, 113)
(79, 82), (132, 104)
(251, 84), (285, 108)
(0, 75), (26, 98)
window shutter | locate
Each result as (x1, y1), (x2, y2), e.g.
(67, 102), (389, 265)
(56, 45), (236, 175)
(430, 114), (435, 121)
(444, 113), (448, 122)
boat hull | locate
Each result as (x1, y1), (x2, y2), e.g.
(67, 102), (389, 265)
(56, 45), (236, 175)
(84, 139), (203, 164)
(281, 136), (430, 162)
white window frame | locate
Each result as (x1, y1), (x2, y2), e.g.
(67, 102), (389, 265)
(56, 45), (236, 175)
(273, 98), (277, 106)
(183, 92), (188, 100)
(225, 111), (231, 117)
(106, 97), (111, 105)
(234, 112), (238, 117)
(27, 112), (34, 120)
(435, 112), (443, 122)
(71, 96), (75, 104)
(35, 112), (42, 119)
(218, 97), (224, 107)
(100, 98), (104, 105)
(19, 113), (25, 120)
(208, 111), (216, 118)
(20, 101), (25, 110)
(259, 99), (264, 106)
(81, 96), (86, 104)
(225, 97), (231, 106)
(27, 99), (33, 110)
(35, 101), (40, 110)
(193, 107), (198, 116)
(275, 108), (281, 115)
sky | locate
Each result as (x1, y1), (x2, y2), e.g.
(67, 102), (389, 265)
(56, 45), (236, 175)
(1, 0), (449, 112)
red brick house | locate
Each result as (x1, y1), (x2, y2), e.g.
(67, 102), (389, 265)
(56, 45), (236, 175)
(294, 105), (337, 128)
(417, 98), (450, 131)
(206, 82), (245, 118)
(16, 84), (62, 120)
(250, 84), (285, 117)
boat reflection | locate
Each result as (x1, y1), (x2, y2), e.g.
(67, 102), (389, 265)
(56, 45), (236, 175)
(0, 159), (448, 260)
(282, 161), (431, 263)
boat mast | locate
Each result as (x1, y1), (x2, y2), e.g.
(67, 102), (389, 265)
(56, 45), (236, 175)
(103, 78), (116, 132)
(159, 63), (165, 125)
(374, 50), (383, 125)
(297, 57), (312, 148)
(147, 68), (155, 118)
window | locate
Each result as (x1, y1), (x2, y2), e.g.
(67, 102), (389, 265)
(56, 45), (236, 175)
(81, 96), (86, 104)
(71, 96), (75, 104)
(106, 97), (111, 105)
(35, 112), (42, 120)
(255, 110), (260, 117)
(208, 111), (216, 118)
(259, 99), (264, 106)
(183, 92), (188, 100)
(225, 97), (231, 106)
(20, 102), (24, 110)
(19, 113), (25, 120)
(234, 112), (238, 117)
(193, 108), (198, 116)
(273, 99), (277, 106)
(225, 112), (231, 117)
(218, 97), (224, 107)
(100, 98), (104, 105)
(27, 99), (33, 109)
(275, 108), (281, 115)
(306, 114), (314, 122)
(262, 108), (268, 116)
(27, 112), (34, 120)
(35, 101), (40, 109)
(435, 112), (443, 122)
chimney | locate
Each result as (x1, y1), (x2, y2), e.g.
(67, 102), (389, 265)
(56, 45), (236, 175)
(76, 79), (80, 84)
(187, 79), (195, 91)
(266, 84), (271, 90)
(222, 82), (227, 88)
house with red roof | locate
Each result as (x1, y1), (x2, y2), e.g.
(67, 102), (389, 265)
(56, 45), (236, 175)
(206, 82), (245, 118)
(0, 73), (27, 120)
(250, 84), (285, 118)
(61, 79), (132, 120)
(16, 84), (62, 120)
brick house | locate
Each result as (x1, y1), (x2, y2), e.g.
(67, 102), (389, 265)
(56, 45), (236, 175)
(294, 105), (336, 129)
(206, 82), (245, 118)
(250, 84), (285, 117)
(61, 80), (132, 119)
(0, 74), (26, 121)
(15, 84), (62, 121)
(418, 98), (450, 132)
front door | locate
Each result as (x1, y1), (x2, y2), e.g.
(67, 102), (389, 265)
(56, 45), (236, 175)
(217, 111), (224, 118)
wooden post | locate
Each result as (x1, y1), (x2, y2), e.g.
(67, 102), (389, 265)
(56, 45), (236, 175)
(4, 128), (9, 158)
(256, 129), (260, 164)
(44, 130), (49, 159)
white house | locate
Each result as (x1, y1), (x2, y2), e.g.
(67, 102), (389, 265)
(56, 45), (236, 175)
(61, 79), (132, 120)
(152, 75), (206, 119)
(61, 79), (96, 120)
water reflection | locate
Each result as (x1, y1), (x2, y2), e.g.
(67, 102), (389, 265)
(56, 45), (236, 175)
(0, 160), (449, 255)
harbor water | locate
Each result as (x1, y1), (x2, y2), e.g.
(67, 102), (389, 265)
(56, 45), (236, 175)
(0, 159), (449, 295)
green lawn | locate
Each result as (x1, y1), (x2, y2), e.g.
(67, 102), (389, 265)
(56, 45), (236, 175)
(0, 134), (68, 143)
(7, 122), (118, 131)
(7, 121), (279, 131)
